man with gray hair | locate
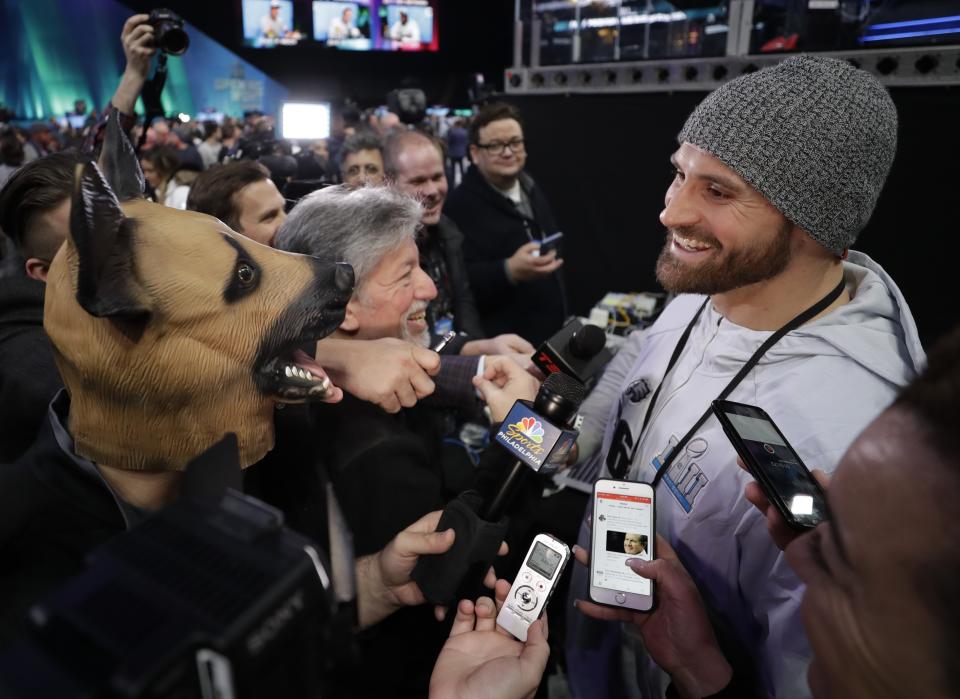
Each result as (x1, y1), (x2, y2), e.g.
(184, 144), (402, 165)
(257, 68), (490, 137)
(275, 184), (539, 697)
(566, 55), (924, 698)
(278, 184), (435, 346)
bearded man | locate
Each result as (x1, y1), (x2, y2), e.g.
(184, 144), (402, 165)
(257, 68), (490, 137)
(565, 56), (925, 698)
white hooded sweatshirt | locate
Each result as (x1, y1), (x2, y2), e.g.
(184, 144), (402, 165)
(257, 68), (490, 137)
(586, 251), (925, 697)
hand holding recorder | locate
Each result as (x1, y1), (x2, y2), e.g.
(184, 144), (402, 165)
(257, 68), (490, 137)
(430, 585), (550, 699)
(497, 533), (570, 642)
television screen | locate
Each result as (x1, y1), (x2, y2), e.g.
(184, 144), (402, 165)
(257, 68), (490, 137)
(241, 0), (438, 51)
(242, 0), (305, 47)
(380, 0), (436, 50)
(313, 1), (373, 50)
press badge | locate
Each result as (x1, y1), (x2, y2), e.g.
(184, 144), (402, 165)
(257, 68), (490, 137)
(433, 315), (454, 337)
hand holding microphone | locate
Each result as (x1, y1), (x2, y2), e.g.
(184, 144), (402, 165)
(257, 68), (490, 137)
(412, 373), (586, 605)
(473, 355), (541, 423)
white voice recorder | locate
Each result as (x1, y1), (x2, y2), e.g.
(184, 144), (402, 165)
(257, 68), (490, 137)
(497, 533), (570, 642)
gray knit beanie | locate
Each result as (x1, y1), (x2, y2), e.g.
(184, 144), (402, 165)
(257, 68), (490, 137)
(679, 55), (897, 254)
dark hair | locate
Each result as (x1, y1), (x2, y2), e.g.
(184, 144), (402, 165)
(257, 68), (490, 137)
(202, 122), (220, 140)
(1, 131), (24, 167)
(141, 147), (181, 183)
(186, 160), (270, 230)
(382, 129), (443, 180)
(0, 151), (76, 257)
(895, 326), (960, 696)
(221, 123), (237, 140)
(468, 102), (523, 145)
(340, 130), (383, 169)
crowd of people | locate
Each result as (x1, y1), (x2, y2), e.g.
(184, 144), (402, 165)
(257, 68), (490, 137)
(1, 11), (956, 699)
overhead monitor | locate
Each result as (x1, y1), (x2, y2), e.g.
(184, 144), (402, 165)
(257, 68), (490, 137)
(313, 1), (373, 49)
(242, 0), (305, 47)
(380, 0), (435, 50)
(240, 0), (438, 51)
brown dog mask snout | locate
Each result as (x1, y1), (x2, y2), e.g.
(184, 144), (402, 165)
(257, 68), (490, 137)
(253, 255), (354, 402)
(44, 161), (352, 472)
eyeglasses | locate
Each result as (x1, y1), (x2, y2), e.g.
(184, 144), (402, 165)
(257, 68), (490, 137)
(476, 138), (525, 155)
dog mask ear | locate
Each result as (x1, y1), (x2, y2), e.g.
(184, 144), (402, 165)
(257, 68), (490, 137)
(70, 161), (150, 322)
(100, 109), (145, 201)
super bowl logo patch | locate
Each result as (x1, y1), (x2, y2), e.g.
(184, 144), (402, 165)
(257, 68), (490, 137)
(625, 377), (652, 403)
(651, 435), (710, 513)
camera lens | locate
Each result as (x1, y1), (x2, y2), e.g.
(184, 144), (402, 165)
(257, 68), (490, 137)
(159, 25), (190, 55)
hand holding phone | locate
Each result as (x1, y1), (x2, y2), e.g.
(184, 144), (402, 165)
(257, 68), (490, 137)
(575, 536), (732, 695)
(531, 231), (563, 258)
(508, 241), (564, 281)
(712, 400), (828, 531)
(497, 533), (570, 641)
(589, 479), (656, 611)
(740, 458), (831, 550)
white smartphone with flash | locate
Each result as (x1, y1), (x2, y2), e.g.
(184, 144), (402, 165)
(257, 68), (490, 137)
(589, 479), (656, 611)
(497, 533), (570, 641)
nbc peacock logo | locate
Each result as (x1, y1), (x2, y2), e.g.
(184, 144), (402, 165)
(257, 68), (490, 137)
(511, 416), (545, 444)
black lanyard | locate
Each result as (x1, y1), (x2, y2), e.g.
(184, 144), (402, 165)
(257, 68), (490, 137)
(613, 277), (847, 486)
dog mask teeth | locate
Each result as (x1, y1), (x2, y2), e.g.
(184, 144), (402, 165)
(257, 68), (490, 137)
(280, 362), (326, 386)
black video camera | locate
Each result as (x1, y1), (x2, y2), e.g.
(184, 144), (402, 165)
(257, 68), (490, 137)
(149, 8), (190, 56)
(387, 88), (427, 125)
(235, 130), (280, 161)
(0, 491), (354, 698)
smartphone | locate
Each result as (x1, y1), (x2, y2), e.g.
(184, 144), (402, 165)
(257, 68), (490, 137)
(712, 399), (827, 530)
(497, 533), (570, 642)
(532, 231), (563, 257)
(589, 479), (655, 611)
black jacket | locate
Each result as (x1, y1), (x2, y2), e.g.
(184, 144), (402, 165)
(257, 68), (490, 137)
(312, 396), (451, 699)
(444, 166), (566, 345)
(420, 214), (485, 341)
(0, 274), (63, 462)
(0, 407), (125, 646)
(0, 399), (334, 650)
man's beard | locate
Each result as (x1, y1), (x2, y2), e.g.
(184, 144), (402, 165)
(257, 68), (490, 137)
(655, 223), (792, 295)
(401, 300), (431, 348)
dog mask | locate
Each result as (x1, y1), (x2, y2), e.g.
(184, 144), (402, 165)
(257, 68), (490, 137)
(44, 143), (353, 471)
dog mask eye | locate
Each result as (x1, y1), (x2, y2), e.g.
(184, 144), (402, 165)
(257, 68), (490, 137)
(237, 262), (257, 287)
(222, 235), (261, 304)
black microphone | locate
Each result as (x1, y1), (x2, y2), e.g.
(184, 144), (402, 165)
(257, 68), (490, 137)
(532, 318), (613, 385)
(483, 372), (586, 521)
(569, 324), (606, 359)
(409, 373), (585, 605)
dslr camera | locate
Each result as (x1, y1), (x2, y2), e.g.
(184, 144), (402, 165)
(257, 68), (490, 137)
(149, 8), (190, 56)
